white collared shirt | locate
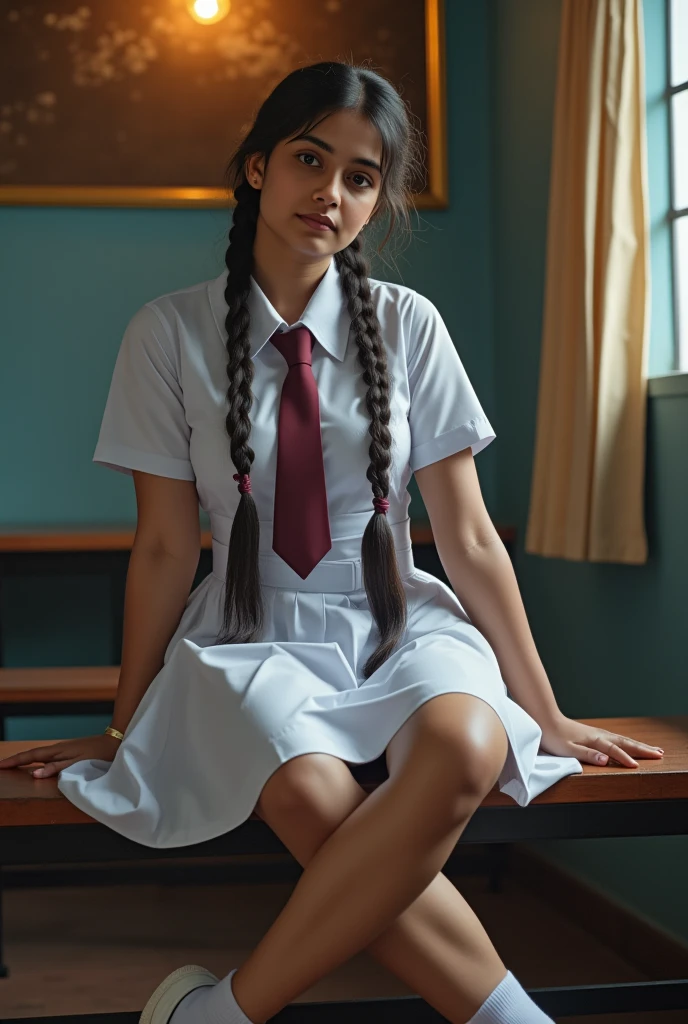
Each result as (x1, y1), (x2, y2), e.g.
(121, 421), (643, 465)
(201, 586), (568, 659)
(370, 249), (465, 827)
(93, 258), (496, 533)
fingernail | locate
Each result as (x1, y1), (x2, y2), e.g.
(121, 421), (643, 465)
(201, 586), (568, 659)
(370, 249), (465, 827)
(597, 754), (607, 763)
(33, 769), (43, 776)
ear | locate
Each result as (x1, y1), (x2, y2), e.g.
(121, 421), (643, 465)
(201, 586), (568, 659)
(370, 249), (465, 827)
(245, 153), (265, 188)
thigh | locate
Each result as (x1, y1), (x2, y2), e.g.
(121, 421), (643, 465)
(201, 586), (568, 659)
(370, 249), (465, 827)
(254, 752), (369, 865)
(385, 692), (509, 799)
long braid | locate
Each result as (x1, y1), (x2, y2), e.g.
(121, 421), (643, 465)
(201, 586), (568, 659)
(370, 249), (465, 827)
(216, 179), (265, 644)
(335, 237), (408, 677)
(213, 61), (422, 672)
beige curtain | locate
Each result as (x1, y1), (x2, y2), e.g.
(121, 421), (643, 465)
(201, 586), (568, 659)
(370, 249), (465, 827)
(525, 0), (651, 564)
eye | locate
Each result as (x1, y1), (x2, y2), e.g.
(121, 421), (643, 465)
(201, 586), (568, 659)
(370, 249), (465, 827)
(351, 172), (374, 190)
(294, 153), (372, 190)
(297, 152), (321, 168)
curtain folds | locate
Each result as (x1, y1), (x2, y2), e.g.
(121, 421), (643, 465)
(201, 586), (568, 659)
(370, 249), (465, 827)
(525, 0), (651, 563)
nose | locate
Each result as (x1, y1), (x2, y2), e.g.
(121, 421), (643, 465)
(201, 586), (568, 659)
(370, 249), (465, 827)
(312, 170), (342, 207)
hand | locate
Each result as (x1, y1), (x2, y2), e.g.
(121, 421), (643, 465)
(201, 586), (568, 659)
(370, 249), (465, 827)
(0, 734), (122, 778)
(539, 714), (665, 768)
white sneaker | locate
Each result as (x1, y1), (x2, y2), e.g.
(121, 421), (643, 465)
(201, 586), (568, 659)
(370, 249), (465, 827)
(139, 964), (219, 1024)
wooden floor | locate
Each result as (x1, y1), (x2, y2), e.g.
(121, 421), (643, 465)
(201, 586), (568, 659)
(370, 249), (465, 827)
(0, 859), (686, 1023)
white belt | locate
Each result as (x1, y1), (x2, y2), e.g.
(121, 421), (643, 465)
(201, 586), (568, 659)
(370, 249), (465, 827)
(210, 514), (416, 593)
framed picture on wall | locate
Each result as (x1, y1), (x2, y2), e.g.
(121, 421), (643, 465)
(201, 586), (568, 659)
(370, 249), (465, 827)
(0, 0), (447, 209)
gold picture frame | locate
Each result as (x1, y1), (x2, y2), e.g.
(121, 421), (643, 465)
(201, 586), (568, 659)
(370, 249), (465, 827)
(0, 0), (447, 210)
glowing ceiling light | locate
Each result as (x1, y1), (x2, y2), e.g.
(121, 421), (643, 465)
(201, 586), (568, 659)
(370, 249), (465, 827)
(186, 0), (231, 25)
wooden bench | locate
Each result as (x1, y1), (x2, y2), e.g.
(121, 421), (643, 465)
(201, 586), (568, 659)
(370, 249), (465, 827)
(0, 715), (687, 1021)
(0, 524), (516, 738)
(0, 523), (515, 553)
(0, 666), (118, 741)
(0, 522), (516, 668)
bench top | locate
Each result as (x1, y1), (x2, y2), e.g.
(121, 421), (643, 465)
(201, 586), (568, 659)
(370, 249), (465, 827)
(0, 523), (516, 552)
(0, 666), (120, 702)
(0, 717), (685, 825)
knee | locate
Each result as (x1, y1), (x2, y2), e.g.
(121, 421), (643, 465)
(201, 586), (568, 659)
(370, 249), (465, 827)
(255, 753), (365, 831)
(420, 702), (510, 808)
(447, 731), (508, 802)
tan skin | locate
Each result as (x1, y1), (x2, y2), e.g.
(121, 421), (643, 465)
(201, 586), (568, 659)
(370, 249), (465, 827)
(0, 109), (665, 1021)
(244, 107), (383, 324)
(413, 447), (666, 771)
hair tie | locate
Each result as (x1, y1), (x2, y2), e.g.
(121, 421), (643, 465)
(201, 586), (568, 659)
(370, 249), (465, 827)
(373, 496), (390, 515)
(233, 473), (252, 495)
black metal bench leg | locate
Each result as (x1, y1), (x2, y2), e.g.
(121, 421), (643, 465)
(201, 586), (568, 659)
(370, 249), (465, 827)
(0, 866), (8, 977)
(487, 843), (510, 893)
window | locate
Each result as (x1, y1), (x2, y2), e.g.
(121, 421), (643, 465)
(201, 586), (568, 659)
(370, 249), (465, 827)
(668, 0), (688, 370)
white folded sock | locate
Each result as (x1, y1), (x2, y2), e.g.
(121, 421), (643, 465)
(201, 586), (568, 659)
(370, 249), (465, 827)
(169, 967), (255, 1024)
(467, 969), (555, 1023)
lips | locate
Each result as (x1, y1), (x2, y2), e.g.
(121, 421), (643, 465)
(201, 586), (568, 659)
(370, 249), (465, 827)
(297, 214), (334, 231)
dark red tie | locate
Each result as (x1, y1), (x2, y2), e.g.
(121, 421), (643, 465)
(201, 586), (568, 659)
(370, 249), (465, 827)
(270, 326), (332, 578)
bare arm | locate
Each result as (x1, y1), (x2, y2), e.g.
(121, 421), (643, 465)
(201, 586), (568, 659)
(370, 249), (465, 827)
(109, 471), (201, 735)
(414, 447), (563, 730)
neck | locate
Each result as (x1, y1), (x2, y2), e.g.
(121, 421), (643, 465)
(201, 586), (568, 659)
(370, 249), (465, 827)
(251, 213), (332, 326)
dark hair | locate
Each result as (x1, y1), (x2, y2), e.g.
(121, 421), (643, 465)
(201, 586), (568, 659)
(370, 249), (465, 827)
(216, 60), (424, 679)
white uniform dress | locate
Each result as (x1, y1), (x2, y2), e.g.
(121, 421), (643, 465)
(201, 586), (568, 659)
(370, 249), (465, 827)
(57, 258), (583, 848)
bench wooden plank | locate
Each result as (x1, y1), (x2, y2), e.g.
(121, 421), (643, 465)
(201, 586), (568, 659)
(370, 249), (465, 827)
(0, 666), (119, 703)
(0, 717), (685, 826)
(0, 523), (516, 552)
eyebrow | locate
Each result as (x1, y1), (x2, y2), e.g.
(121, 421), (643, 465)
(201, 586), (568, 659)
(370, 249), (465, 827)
(290, 133), (382, 173)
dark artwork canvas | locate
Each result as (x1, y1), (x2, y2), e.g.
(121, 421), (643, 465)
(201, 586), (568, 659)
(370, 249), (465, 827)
(0, 0), (446, 207)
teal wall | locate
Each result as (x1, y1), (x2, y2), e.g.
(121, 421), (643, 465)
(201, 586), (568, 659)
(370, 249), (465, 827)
(0, 9), (496, 674)
(1, 0), (686, 951)
(491, 0), (688, 948)
(0, 0), (496, 535)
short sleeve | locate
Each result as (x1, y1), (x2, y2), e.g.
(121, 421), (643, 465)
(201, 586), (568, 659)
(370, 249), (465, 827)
(92, 304), (195, 480)
(407, 292), (496, 472)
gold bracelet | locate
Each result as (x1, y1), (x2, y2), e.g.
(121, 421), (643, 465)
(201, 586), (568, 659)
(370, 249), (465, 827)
(105, 726), (125, 741)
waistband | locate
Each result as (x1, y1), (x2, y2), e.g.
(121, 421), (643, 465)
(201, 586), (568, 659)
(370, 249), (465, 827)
(209, 510), (415, 592)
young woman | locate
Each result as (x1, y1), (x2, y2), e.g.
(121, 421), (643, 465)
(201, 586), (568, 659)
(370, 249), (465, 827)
(0, 61), (663, 1024)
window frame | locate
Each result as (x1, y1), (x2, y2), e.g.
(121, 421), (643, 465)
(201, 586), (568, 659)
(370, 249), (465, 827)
(666, 0), (688, 371)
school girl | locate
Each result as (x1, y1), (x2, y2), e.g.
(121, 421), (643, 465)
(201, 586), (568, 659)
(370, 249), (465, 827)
(0, 60), (663, 1024)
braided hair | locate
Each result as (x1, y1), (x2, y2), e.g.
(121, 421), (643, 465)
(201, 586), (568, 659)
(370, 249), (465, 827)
(215, 61), (424, 679)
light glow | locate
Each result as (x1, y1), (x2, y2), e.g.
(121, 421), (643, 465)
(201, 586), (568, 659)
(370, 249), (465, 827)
(186, 0), (231, 26)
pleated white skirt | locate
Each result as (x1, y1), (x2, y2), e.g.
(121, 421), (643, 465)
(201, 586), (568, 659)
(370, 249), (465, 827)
(57, 515), (583, 849)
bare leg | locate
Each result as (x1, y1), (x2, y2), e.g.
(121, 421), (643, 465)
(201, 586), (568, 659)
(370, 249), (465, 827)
(250, 724), (508, 1024)
(259, 767), (508, 1024)
(363, 871), (508, 1023)
(232, 703), (507, 1023)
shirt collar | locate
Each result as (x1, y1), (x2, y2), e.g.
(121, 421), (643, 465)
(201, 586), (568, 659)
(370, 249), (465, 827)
(208, 256), (352, 362)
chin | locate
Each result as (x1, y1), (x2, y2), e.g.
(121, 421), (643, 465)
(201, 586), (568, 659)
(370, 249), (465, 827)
(290, 231), (338, 257)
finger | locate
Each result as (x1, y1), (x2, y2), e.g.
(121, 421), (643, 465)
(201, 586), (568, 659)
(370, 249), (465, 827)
(572, 742), (638, 768)
(0, 751), (36, 767)
(598, 738), (639, 768)
(0, 747), (61, 768)
(615, 736), (664, 757)
(572, 745), (618, 767)
(31, 759), (74, 778)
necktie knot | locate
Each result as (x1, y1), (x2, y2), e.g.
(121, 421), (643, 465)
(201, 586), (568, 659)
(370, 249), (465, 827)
(270, 325), (314, 368)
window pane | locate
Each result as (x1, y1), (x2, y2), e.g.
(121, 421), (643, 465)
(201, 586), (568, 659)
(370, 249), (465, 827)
(671, 0), (688, 86)
(677, 215), (688, 371)
(672, 90), (688, 210)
